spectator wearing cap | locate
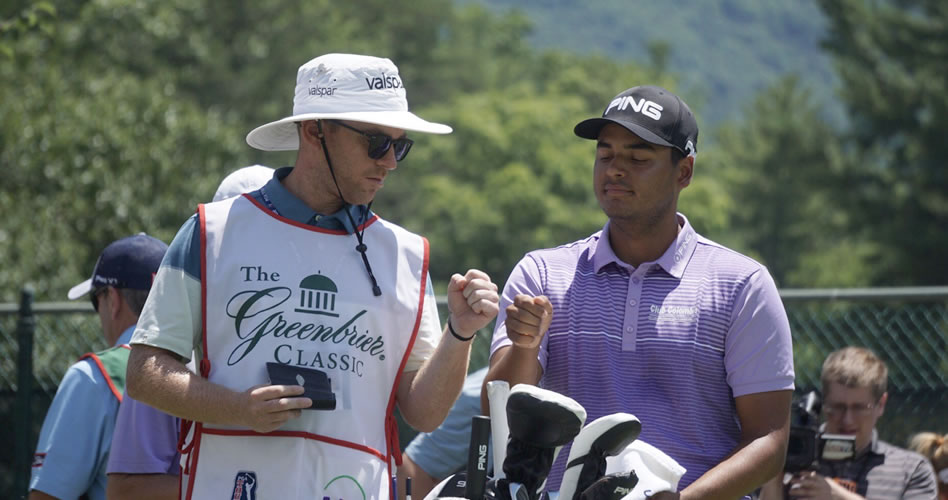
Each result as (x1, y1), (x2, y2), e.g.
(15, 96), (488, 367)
(104, 165), (274, 500)
(483, 85), (796, 499)
(29, 234), (168, 500)
(124, 53), (499, 500)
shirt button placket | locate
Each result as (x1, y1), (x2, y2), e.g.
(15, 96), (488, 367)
(622, 271), (643, 352)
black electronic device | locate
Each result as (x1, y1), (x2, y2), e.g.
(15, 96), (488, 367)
(265, 362), (336, 410)
(785, 391), (857, 472)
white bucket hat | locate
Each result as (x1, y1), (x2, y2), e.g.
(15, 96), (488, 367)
(246, 53), (452, 151)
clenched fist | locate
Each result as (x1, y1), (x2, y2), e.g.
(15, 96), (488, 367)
(446, 269), (500, 338)
(505, 294), (553, 349)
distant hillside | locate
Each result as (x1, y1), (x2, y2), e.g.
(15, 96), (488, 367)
(468, 0), (841, 129)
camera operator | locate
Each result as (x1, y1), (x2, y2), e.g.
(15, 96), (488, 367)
(760, 347), (937, 500)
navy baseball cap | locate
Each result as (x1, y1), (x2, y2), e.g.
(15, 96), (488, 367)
(574, 85), (698, 158)
(67, 233), (168, 300)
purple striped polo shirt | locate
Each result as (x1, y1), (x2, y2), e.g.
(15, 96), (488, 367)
(490, 213), (795, 493)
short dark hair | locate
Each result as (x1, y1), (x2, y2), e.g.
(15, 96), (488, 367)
(120, 288), (151, 317)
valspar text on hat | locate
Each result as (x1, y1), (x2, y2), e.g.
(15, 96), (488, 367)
(246, 53), (451, 151)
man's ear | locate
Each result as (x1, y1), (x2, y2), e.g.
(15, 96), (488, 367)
(299, 120), (324, 148)
(677, 155), (694, 188)
(876, 392), (888, 417)
(107, 287), (124, 322)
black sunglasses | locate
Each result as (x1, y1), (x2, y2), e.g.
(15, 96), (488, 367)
(91, 287), (109, 312)
(329, 120), (414, 161)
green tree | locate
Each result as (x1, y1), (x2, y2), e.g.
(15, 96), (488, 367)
(0, 1), (55, 59)
(0, 0), (684, 301)
(707, 76), (877, 287)
(0, 67), (246, 302)
(817, 0), (948, 285)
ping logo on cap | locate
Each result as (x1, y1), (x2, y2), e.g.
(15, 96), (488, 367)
(605, 95), (663, 121)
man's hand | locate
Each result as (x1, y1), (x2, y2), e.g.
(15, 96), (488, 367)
(446, 269), (500, 336)
(787, 471), (862, 500)
(239, 384), (312, 433)
(505, 294), (553, 349)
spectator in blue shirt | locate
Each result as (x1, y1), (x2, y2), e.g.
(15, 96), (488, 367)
(29, 234), (167, 500)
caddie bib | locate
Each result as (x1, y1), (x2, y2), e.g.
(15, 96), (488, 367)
(180, 194), (428, 500)
(79, 344), (131, 402)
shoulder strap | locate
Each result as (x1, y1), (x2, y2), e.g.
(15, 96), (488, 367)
(78, 344), (131, 401)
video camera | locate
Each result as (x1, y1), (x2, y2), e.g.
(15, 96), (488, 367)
(784, 390), (856, 473)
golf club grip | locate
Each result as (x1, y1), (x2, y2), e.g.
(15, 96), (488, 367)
(465, 415), (491, 499)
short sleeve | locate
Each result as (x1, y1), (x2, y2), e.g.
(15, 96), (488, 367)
(30, 360), (117, 500)
(107, 392), (181, 475)
(404, 274), (442, 373)
(724, 268), (795, 397)
(132, 216), (202, 360)
(489, 254), (548, 369)
(903, 455), (938, 500)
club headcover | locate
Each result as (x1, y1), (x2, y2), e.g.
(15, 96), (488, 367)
(603, 440), (687, 498)
(505, 384), (586, 448)
(558, 413), (642, 500)
(578, 471), (639, 500)
(503, 385), (586, 499)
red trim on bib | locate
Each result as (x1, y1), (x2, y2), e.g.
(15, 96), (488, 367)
(184, 422), (205, 500)
(201, 427), (387, 462)
(197, 203), (210, 377)
(383, 236), (430, 492)
(243, 193), (380, 233)
(183, 204), (213, 500)
(78, 350), (126, 402)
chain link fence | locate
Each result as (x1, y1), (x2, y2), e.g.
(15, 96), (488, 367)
(2, 287), (946, 498)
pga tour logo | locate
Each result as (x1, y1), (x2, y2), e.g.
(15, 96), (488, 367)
(605, 95), (663, 121)
(232, 471), (257, 500)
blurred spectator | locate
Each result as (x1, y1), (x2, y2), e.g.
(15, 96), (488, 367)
(29, 234), (168, 500)
(761, 347), (938, 500)
(908, 432), (948, 500)
(210, 165), (275, 202)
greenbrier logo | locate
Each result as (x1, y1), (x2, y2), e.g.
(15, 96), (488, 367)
(296, 274), (340, 317)
(224, 270), (386, 368)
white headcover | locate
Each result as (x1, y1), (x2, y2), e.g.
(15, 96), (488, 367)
(605, 440), (687, 499)
(558, 413), (642, 500)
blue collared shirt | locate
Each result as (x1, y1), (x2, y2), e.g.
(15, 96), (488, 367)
(31, 325), (135, 500)
(164, 166), (372, 281)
